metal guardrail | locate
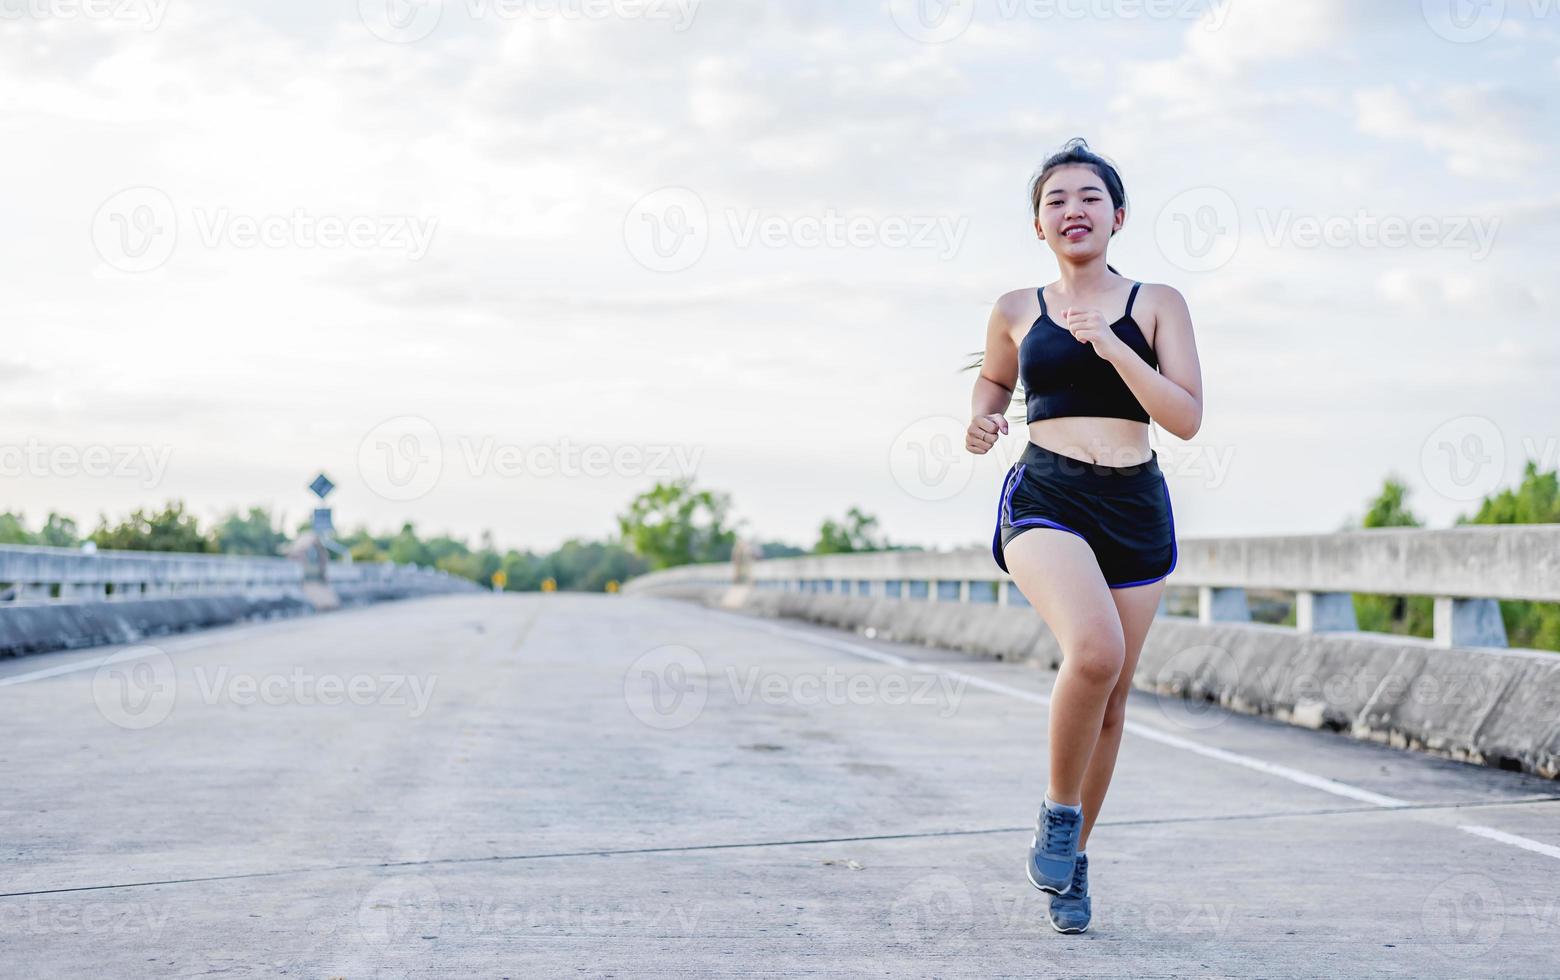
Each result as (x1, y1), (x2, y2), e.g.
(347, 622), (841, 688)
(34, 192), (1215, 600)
(0, 543), (475, 601)
(623, 526), (1560, 650)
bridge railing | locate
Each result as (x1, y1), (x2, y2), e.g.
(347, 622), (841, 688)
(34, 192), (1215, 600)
(624, 525), (1560, 650)
(0, 544), (476, 602)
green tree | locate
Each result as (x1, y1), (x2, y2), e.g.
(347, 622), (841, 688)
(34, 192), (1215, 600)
(1351, 474), (1433, 639)
(214, 507), (286, 556)
(815, 505), (886, 554)
(90, 501), (213, 553)
(0, 512), (31, 545)
(616, 478), (737, 570)
(387, 522), (435, 567)
(38, 512), (79, 547)
(1458, 460), (1560, 651)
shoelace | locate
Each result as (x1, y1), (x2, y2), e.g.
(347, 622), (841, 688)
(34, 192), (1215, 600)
(1066, 854), (1088, 896)
(1039, 806), (1080, 853)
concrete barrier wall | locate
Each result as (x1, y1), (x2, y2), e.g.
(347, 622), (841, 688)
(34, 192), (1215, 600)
(0, 544), (483, 658)
(627, 564), (1560, 781)
(0, 595), (315, 657)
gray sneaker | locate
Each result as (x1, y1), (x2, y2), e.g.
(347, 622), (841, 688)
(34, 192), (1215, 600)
(1026, 799), (1082, 895)
(1046, 851), (1092, 934)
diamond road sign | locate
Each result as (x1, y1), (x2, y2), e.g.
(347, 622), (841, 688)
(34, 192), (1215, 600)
(308, 473), (335, 500)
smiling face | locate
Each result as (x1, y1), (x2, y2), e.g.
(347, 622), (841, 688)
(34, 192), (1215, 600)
(1034, 164), (1123, 262)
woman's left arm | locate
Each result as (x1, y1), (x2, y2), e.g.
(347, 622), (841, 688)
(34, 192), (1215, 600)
(1103, 284), (1203, 440)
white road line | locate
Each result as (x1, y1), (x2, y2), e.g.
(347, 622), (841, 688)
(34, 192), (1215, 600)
(731, 614), (1560, 861)
(1459, 824), (1560, 861)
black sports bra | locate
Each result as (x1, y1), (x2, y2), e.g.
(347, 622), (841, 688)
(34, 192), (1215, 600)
(1020, 281), (1159, 424)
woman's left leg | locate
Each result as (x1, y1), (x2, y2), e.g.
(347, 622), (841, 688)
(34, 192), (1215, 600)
(1076, 577), (1166, 850)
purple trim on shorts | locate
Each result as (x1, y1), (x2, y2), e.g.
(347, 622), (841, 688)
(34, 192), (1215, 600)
(1106, 478), (1179, 589)
(994, 462), (1089, 575)
(991, 463), (1021, 573)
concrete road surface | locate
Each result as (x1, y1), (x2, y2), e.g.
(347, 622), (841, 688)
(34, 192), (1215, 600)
(2, 593), (1557, 977)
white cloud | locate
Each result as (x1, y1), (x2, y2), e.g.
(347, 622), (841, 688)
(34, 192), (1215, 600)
(1353, 82), (1548, 178)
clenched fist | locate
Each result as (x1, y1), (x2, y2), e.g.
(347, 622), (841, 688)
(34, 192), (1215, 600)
(966, 412), (1008, 454)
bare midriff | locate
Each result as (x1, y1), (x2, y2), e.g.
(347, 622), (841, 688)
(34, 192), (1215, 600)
(1026, 417), (1153, 467)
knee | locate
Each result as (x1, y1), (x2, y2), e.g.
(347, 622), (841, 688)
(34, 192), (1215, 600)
(1065, 633), (1125, 686)
(1101, 690), (1130, 730)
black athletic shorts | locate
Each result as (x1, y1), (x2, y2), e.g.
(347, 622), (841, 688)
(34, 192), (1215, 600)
(991, 441), (1177, 589)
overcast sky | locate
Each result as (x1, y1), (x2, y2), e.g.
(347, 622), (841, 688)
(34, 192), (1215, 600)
(2, 0), (1556, 553)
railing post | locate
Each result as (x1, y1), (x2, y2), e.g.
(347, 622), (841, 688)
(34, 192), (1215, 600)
(1296, 591), (1357, 633)
(1199, 586), (1249, 624)
(1433, 596), (1507, 648)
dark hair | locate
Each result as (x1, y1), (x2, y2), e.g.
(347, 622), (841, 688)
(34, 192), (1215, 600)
(1031, 136), (1128, 275)
(960, 138), (1130, 399)
(1030, 136), (1128, 226)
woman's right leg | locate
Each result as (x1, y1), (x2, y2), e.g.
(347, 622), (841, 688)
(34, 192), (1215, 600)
(1002, 526), (1127, 806)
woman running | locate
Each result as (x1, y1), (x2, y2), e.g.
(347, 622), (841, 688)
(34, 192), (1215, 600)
(965, 137), (1205, 934)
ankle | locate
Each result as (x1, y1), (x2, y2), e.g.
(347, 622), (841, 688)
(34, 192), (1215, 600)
(1044, 792), (1083, 812)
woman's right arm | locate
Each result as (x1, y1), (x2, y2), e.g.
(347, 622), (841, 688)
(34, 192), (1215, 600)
(967, 295), (1020, 455)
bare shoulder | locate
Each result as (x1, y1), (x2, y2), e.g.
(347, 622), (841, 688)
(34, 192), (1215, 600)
(1138, 282), (1190, 314)
(992, 286), (1038, 327)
